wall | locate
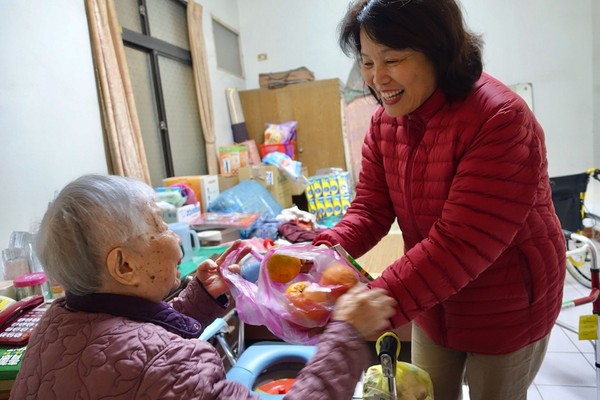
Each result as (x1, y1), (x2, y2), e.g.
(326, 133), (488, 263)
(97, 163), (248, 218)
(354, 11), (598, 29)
(0, 1), (107, 247)
(194, 0), (247, 150)
(237, 0), (354, 88)
(460, 0), (594, 175)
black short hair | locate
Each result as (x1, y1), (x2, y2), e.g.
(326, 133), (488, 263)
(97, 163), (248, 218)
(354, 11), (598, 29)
(338, 0), (483, 102)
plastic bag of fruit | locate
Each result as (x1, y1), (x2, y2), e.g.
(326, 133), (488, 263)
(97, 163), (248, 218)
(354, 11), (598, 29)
(220, 242), (369, 344)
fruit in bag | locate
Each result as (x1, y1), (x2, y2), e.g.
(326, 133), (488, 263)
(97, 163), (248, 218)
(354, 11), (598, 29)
(266, 253), (302, 283)
(285, 281), (331, 324)
(319, 261), (359, 297)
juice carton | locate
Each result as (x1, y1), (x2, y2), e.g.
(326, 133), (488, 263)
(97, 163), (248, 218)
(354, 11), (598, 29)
(329, 175), (339, 196)
(321, 176), (331, 198)
(337, 173), (350, 195)
(332, 196), (344, 216)
(314, 198), (326, 220)
(311, 177), (323, 199)
(341, 194), (351, 212)
(323, 196), (335, 217)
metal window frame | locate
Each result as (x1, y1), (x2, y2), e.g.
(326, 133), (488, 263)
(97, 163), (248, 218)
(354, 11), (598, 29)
(120, 0), (193, 178)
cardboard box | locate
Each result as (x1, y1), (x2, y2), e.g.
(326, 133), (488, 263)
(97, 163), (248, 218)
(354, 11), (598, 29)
(162, 176), (203, 208)
(218, 174), (240, 192)
(290, 166), (309, 195)
(238, 164), (292, 208)
(199, 175), (220, 213)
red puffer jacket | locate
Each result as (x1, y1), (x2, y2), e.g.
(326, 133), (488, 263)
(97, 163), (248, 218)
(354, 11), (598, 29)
(314, 72), (565, 355)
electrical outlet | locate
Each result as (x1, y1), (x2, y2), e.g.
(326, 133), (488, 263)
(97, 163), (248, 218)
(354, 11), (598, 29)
(257, 53), (268, 61)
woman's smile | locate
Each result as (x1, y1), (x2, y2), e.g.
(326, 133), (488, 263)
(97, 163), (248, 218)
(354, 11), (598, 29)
(359, 29), (437, 117)
(379, 89), (405, 104)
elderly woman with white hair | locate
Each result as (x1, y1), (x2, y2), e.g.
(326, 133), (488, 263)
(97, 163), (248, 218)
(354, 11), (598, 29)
(10, 173), (396, 400)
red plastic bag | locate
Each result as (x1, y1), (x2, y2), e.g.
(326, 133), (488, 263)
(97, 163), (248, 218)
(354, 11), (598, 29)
(220, 243), (368, 344)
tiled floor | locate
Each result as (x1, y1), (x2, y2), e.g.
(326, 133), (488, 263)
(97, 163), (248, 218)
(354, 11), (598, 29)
(527, 267), (598, 400)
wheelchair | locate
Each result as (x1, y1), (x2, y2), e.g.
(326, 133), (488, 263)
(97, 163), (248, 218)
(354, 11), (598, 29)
(550, 169), (600, 399)
(200, 309), (317, 399)
(550, 168), (600, 288)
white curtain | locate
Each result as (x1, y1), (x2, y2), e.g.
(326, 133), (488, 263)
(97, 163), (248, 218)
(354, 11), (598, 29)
(85, 0), (151, 184)
(187, 1), (219, 175)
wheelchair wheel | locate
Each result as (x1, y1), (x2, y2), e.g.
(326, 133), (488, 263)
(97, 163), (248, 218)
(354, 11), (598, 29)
(565, 239), (593, 289)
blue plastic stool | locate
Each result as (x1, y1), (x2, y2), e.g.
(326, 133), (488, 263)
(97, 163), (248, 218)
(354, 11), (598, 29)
(226, 341), (316, 399)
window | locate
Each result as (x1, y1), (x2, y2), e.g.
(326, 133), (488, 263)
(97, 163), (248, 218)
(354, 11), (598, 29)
(212, 18), (244, 77)
(114, 0), (207, 187)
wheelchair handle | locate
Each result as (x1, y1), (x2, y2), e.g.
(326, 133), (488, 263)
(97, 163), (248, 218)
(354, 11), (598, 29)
(376, 332), (400, 400)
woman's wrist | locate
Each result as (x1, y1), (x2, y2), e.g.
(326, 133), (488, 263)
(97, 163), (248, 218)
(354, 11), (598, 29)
(195, 276), (229, 304)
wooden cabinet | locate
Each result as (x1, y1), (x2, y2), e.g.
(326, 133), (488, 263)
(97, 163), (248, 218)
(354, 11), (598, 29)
(239, 79), (346, 177)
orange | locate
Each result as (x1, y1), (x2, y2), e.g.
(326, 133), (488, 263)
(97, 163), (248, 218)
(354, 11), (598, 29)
(319, 261), (359, 297)
(285, 281), (331, 324)
(266, 253), (302, 283)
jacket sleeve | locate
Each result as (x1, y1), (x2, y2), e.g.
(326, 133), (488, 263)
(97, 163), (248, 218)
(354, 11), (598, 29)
(314, 108), (397, 257)
(283, 321), (371, 400)
(370, 107), (545, 327)
(170, 277), (229, 327)
(136, 321), (368, 400)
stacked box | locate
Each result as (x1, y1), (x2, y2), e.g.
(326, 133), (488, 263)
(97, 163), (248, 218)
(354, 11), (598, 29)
(162, 175), (221, 213)
(290, 166), (309, 195)
(306, 172), (351, 221)
(199, 175), (220, 213)
(218, 174), (240, 192)
(238, 164), (293, 208)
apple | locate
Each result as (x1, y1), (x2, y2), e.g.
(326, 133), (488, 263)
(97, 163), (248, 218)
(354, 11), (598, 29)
(285, 281), (332, 326)
(319, 261), (359, 298)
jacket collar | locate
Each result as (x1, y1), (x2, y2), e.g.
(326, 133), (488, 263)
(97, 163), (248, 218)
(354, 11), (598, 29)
(405, 87), (447, 124)
(65, 291), (202, 339)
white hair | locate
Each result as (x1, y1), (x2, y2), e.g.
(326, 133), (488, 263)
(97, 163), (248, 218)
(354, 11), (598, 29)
(35, 174), (156, 295)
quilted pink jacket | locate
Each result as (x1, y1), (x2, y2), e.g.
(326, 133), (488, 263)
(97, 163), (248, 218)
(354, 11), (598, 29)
(314, 73), (565, 355)
(10, 279), (369, 399)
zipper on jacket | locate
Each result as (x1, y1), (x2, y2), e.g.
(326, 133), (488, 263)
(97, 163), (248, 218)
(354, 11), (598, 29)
(404, 114), (425, 240)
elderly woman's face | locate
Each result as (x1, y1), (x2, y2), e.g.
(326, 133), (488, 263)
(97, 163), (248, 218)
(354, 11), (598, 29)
(359, 29), (437, 117)
(126, 206), (183, 302)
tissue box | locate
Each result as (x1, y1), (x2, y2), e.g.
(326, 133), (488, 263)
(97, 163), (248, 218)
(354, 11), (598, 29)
(238, 164), (292, 208)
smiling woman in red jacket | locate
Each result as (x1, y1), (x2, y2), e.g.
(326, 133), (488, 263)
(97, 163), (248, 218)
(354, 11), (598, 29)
(313, 1), (565, 399)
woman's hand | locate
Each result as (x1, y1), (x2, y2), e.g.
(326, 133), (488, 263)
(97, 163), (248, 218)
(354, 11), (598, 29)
(196, 240), (251, 298)
(332, 285), (397, 339)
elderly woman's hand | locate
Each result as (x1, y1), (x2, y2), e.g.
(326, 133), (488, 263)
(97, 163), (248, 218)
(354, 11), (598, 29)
(196, 240), (251, 298)
(332, 285), (397, 339)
